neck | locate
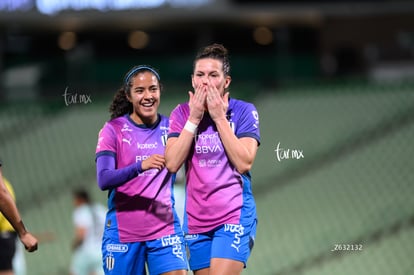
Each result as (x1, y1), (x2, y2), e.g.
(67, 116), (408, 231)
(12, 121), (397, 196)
(130, 113), (158, 126)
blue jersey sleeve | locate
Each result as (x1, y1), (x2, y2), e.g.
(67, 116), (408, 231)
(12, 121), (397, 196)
(233, 101), (260, 145)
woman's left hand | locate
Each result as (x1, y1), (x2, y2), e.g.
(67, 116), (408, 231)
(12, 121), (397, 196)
(206, 83), (229, 122)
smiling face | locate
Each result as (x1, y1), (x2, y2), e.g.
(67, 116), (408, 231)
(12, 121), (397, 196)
(127, 71), (161, 125)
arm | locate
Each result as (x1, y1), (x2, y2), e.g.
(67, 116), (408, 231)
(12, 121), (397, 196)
(214, 119), (258, 174)
(0, 169), (38, 252)
(165, 89), (206, 172)
(206, 84), (259, 174)
(96, 155), (142, 190)
(165, 132), (194, 173)
(96, 154), (166, 190)
(72, 226), (86, 250)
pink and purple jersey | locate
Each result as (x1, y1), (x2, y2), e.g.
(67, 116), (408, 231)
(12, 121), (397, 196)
(168, 98), (260, 234)
(96, 114), (181, 242)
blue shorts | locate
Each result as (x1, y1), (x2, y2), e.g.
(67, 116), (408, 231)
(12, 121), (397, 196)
(102, 233), (188, 274)
(185, 220), (257, 271)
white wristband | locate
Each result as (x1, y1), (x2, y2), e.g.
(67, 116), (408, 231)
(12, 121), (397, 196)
(184, 120), (198, 134)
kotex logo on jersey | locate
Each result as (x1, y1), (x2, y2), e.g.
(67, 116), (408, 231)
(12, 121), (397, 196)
(136, 141), (158, 149)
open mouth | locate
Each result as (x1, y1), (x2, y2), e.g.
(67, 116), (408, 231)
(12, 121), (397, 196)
(141, 100), (155, 108)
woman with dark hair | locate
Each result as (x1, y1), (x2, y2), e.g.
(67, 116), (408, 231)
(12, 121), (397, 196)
(95, 65), (188, 275)
(165, 44), (260, 274)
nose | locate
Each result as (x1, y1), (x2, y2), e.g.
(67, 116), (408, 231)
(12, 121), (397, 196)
(143, 89), (152, 98)
(201, 75), (209, 85)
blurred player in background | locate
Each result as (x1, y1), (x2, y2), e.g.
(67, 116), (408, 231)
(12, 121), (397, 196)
(165, 43), (261, 275)
(70, 188), (106, 275)
(173, 167), (186, 226)
(0, 160), (38, 275)
(95, 65), (188, 274)
(12, 238), (26, 275)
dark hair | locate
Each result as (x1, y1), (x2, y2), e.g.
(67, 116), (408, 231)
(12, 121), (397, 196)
(73, 189), (90, 204)
(109, 65), (161, 119)
(193, 43), (231, 76)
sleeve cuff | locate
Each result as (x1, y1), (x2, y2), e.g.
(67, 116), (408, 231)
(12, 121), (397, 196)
(136, 161), (143, 174)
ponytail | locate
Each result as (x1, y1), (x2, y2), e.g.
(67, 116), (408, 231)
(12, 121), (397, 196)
(109, 87), (132, 119)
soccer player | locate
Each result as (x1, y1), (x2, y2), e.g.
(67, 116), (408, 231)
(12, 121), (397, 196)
(0, 160), (38, 275)
(165, 43), (260, 275)
(95, 65), (188, 275)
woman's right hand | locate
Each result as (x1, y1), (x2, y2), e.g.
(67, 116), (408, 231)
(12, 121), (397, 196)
(188, 84), (206, 124)
(20, 232), (38, 252)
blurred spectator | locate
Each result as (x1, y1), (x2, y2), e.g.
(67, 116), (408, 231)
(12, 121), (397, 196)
(173, 167), (186, 226)
(70, 189), (106, 275)
(12, 240), (26, 275)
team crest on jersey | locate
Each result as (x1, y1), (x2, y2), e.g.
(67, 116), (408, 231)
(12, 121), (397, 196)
(105, 254), (115, 271)
(227, 111), (236, 133)
(160, 123), (171, 147)
(160, 126), (168, 146)
(161, 133), (167, 146)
